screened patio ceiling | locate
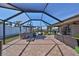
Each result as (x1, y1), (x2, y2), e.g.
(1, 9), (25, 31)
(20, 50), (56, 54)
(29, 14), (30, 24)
(0, 3), (79, 26)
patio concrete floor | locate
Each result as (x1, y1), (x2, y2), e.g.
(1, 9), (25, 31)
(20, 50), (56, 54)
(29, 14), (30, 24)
(2, 35), (79, 56)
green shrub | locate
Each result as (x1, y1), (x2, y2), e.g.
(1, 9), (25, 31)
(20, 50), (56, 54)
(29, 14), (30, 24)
(75, 46), (79, 53)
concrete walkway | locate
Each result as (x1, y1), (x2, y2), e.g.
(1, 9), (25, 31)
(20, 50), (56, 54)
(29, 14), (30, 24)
(2, 35), (78, 56)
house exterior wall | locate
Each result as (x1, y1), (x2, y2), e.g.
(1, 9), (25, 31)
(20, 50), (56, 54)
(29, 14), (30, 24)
(58, 24), (79, 36)
(70, 24), (79, 36)
(58, 26), (64, 34)
(58, 25), (69, 35)
(55, 23), (79, 48)
(54, 15), (79, 48)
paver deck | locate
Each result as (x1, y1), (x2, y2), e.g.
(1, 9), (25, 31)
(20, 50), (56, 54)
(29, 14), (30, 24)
(2, 35), (79, 56)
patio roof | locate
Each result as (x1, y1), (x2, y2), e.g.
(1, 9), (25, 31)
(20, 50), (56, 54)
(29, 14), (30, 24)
(0, 3), (79, 26)
(52, 14), (79, 27)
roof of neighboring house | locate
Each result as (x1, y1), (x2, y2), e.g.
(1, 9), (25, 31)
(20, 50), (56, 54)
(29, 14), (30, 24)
(52, 14), (79, 27)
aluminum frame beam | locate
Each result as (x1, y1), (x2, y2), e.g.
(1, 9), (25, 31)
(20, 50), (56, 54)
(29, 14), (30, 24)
(20, 20), (31, 25)
(0, 6), (21, 11)
(31, 19), (52, 25)
(3, 21), (5, 44)
(25, 13), (31, 19)
(43, 12), (62, 22)
(7, 3), (23, 12)
(4, 11), (24, 21)
(41, 19), (51, 25)
(20, 19), (52, 26)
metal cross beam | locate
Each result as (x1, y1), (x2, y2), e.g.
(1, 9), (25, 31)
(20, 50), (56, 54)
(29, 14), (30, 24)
(31, 19), (52, 25)
(4, 11), (23, 21)
(24, 13), (31, 19)
(0, 6), (20, 11)
(43, 12), (62, 22)
(20, 19), (51, 26)
(7, 3), (43, 13)
(41, 3), (48, 20)
(20, 19), (41, 25)
(41, 19), (52, 25)
(7, 3), (23, 12)
(20, 20), (31, 25)
(31, 19), (41, 21)
(3, 21), (5, 44)
(30, 19), (47, 26)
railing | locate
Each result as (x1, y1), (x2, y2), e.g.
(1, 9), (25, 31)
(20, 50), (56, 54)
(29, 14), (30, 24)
(54, 33), (78, 48)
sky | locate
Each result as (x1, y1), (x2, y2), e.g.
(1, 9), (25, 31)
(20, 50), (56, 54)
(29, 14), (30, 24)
(0, 3), (79, 26)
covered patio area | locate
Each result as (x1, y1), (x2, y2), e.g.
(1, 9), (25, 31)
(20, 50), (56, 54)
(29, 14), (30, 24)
(0, 3), (79, 56)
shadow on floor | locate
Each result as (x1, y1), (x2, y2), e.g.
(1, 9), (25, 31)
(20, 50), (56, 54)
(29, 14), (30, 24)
(24, 35), (46, 41)
(19, 41), (30, 56)
(35, 35), (46, 40)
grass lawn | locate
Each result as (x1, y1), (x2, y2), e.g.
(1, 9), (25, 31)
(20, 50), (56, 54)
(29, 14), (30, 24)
(74, 34), (79, 53)
(4, 34), (19, 44)
(75, 46), (79, 53)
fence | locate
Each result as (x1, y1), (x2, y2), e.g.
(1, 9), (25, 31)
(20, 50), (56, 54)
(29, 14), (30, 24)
(0, 24), (25, 39)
